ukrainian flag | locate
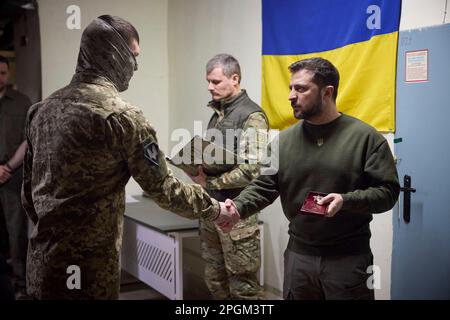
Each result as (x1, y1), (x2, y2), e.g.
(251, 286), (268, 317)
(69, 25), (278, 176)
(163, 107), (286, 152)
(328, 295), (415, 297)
(262, 0), (401, 132)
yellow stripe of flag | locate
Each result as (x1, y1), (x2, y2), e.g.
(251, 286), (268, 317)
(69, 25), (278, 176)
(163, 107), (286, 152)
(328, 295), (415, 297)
(262, 32), (398, 132)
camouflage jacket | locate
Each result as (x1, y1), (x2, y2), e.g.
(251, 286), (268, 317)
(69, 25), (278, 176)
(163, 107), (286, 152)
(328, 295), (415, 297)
(22, 72), (219, 299)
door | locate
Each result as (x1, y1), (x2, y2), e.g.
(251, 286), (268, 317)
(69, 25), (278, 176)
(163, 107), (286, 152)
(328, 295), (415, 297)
(392, 24), (450, 299)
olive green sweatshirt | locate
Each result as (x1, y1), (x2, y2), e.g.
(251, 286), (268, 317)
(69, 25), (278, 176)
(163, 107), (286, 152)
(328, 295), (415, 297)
(233, 114), (400, 256)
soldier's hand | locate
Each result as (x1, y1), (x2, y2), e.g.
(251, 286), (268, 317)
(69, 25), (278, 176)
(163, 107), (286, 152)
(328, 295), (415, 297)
(317, 193), (343, 218)
(224, 198), (238, 213)
(188, 165), (207, 187)
(0, 165), (12, 184)
(215, 201), (240, 233)
(224, 199), (240, 225)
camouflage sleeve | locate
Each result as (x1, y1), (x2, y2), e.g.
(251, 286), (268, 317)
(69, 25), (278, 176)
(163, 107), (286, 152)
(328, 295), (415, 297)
(108, 107), (220, 221)
(21, 113), (38, 224)
(206, 112), (269, 190)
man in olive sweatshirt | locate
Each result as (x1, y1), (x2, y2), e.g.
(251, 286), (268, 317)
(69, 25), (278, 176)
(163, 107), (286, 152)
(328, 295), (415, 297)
(225, 57), (400, 300)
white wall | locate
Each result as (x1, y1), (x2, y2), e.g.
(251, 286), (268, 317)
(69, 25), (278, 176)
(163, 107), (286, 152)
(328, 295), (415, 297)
(370, 133), (394, 299)
(167, 0), (262, 143)
(400, 0), (450, 30)
(37, 0), (169, 195)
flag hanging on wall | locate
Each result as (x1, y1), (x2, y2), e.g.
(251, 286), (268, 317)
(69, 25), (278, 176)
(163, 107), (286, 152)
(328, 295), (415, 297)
(261, 0), (401, 132)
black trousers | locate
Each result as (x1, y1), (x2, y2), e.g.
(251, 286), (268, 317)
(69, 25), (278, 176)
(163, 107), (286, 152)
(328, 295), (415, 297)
(0, 174), (28, 291)
(283, 248), (375, 300)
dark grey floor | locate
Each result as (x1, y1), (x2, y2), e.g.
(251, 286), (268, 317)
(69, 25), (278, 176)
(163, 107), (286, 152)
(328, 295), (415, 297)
(119, 269), (212, 300)
(119, 270), (168, 300)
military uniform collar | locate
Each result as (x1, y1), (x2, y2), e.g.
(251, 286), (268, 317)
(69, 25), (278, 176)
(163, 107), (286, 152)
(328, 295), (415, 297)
(71, 72), (118, 93)
(207, 89), (247, 112)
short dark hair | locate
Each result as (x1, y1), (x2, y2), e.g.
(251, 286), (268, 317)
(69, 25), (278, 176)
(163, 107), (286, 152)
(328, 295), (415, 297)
(97, 15), (140, 45)
(0, 55), (9, 68)
(206, 53), (241, 83)
(289, 57), (340, 101)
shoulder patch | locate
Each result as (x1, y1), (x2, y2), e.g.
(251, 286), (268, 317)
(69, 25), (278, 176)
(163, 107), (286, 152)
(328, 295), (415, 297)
(144, 142), (159, 166)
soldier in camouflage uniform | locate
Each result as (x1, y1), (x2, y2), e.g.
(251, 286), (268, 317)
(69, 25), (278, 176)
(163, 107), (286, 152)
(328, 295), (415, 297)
(21, 15), (235, 300)
(190, 54), (268, 299)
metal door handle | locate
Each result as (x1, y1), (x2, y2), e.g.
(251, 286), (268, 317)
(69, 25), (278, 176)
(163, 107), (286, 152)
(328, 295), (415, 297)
(399, 175), (416, 223)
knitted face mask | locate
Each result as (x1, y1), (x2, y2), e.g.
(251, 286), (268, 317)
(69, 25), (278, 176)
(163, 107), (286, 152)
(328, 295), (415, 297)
(75, 18), (137, 92)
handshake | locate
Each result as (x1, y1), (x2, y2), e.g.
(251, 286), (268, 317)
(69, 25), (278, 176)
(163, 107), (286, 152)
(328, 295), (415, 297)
(214, 199), (240, 233)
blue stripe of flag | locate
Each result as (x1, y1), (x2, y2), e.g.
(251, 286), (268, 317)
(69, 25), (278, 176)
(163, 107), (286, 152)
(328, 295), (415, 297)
(262, 0), (401, 55)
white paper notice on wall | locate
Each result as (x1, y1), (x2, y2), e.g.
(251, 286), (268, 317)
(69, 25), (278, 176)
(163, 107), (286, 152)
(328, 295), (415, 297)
(405, 49), (428, 83)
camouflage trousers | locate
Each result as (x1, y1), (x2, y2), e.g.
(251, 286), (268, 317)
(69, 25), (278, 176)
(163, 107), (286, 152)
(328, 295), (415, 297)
(199, 214), (263, 300)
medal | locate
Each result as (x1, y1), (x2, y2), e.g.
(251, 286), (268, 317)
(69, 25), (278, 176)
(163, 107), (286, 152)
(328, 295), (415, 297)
(317, 138), (324, 147)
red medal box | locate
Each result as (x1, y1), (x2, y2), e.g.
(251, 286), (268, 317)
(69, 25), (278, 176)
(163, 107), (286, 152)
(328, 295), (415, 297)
(300, 191), (329, 215)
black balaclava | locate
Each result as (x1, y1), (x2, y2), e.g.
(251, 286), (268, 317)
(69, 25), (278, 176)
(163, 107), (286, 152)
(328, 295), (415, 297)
(75, 17), (137, 92)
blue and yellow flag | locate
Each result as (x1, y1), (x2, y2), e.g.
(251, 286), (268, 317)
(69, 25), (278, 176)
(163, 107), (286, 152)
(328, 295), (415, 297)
(262, 0), (401, 132)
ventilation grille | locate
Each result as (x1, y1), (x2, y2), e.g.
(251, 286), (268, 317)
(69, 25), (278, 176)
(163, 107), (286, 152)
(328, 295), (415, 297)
(136, 239), (173, 283)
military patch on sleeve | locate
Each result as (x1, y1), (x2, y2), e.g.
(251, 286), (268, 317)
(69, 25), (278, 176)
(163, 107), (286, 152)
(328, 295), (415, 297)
(144, 142), (160, 166)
